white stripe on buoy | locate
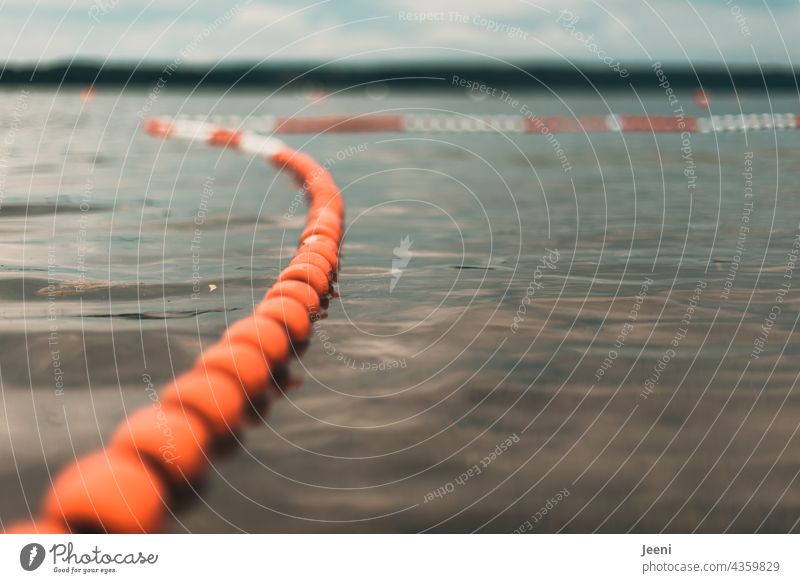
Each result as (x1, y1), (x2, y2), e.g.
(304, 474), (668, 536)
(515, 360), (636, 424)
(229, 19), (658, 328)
(238, 134), (285, 158)
(170, 120), (215, 141)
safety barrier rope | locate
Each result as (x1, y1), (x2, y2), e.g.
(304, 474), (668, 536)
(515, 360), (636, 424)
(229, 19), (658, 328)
(158, 112), (800, 135)
(5, 119), (345, 534)
(5, 107), (791, 534)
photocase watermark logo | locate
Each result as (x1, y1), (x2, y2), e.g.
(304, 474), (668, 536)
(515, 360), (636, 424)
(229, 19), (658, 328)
(390, 235), (413, 293)
(20, 543), (46, 571)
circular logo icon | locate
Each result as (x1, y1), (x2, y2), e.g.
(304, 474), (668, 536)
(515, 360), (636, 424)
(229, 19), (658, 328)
(20, 543), (46, 571)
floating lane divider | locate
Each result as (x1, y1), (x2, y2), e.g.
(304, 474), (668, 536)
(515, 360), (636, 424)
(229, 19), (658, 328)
(160, 112), (800, 134)
(5, 118), (344, 534)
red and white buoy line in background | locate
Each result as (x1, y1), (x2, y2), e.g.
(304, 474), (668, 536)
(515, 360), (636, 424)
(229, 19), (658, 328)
(152, 111), (800, 135)
(5, 119), (344, 534)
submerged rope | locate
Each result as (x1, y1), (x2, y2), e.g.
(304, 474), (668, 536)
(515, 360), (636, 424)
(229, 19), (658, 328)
(6, 118), (345, 533)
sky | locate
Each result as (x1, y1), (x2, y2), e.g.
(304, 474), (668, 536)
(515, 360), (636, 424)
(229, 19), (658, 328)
(2, 0), (799, 66)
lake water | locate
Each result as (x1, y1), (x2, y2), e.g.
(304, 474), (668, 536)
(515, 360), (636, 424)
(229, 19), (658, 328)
(1, 88), (800, 532)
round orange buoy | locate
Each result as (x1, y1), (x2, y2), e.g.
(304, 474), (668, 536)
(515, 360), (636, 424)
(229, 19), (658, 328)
(310, 193), (344, 213)
(80, 86), (96, 103)
(208, 129), (242, 147)
(301, 222), (341, 243)
(290, 251), (334, 281)
(308, 206), (343, 226)
(255, 296), (313, 344)
(43, 451), (166, 533)
(110, 405), (211, 487)
(5, 518), (69, 534)
(266, 280), (322, 315)
(224, 315), (291, 367)
(161, 370), (245, 439)
(270, 149), (292, 166)
(196, 341), (273, 399)
(693, 88), (710, 108)
(144, 118), (172, 137)
(311, 193), (344, 212)
(279, 262), (330, 296)
(296, 238), (339, 269)
(307, 179), (339, 198)
(308, 184), (340, 198)
(307, 209), (341, 229)
(300, 232), (339, 248)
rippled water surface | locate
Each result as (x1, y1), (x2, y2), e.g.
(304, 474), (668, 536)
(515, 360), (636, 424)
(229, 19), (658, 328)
(2, 89), (800, 532)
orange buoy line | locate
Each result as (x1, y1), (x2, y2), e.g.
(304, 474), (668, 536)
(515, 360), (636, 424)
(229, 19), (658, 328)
(5, 118), (345, 534)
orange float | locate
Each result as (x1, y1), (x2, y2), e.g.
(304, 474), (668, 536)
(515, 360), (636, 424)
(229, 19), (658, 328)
(296, 238), (339, 269)
(224, 315), (291, 367)
(5, 518), (69, 534)
(110, 405), (211, 487)
(161, 370), (246, 439)
(278, 262), (330, 296)
(43, 451), (166, 533)
(266, 280), (322, 315)
(255, 296), (313, 344)
(290, 251), (334, 281)
(197, 341), (273, 399)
